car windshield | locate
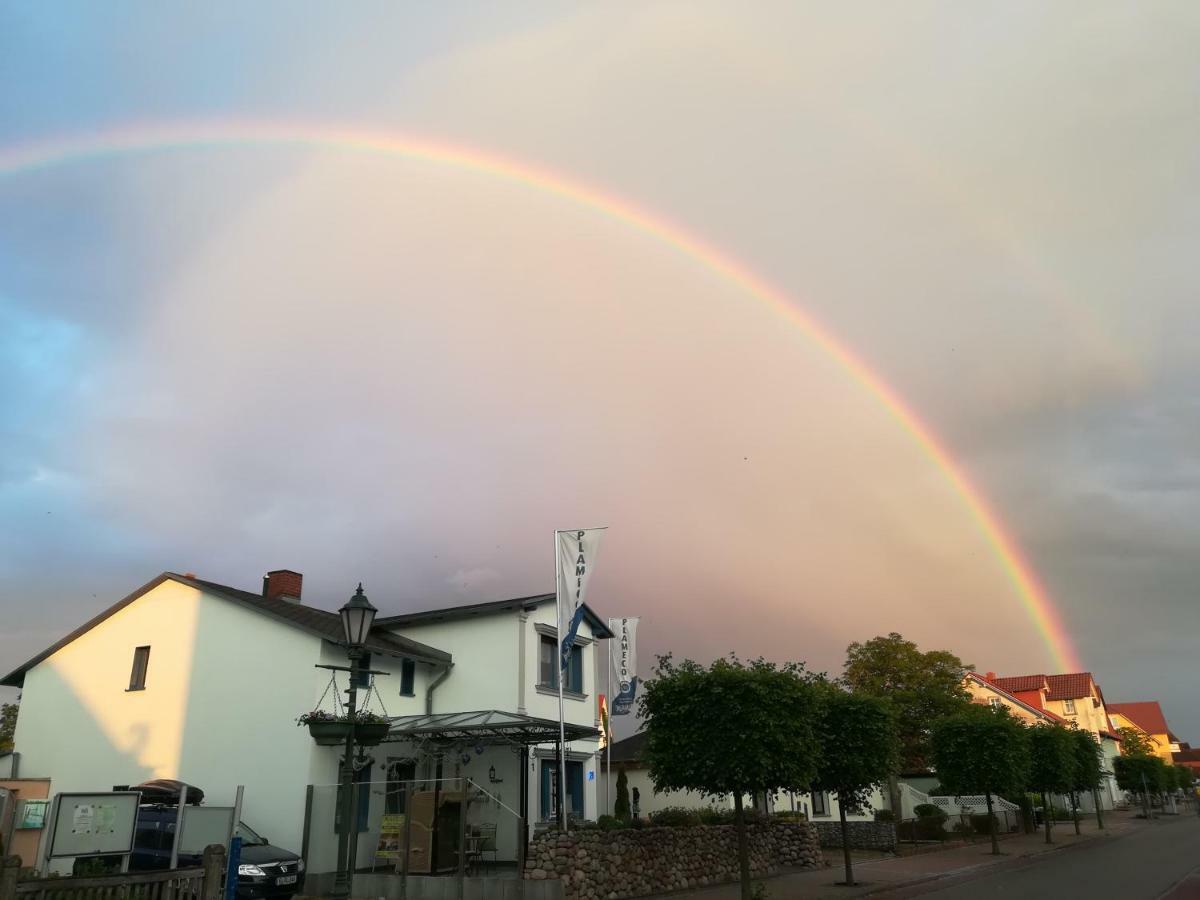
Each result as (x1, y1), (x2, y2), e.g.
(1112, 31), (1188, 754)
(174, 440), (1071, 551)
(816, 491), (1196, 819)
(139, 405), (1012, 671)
(235, 822), (266, 845)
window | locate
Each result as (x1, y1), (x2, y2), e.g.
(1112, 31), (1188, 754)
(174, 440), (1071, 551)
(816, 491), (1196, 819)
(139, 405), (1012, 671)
(538, 635), (583, 693)
(336, 763), (372, 834)
(1063, 698), (1076, 715)
(355, 652), (372, 688)
(540, 759), (584, 820)
(988, 697), (1002, 709)
(128, 646), (150, 691)
(385, 759), (416, 814)
(811, 791), (829, 817)
(400, 658), (415, 696)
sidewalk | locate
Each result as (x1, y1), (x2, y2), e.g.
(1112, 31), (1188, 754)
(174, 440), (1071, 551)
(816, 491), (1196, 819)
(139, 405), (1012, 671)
(648, 814), (1144, 900)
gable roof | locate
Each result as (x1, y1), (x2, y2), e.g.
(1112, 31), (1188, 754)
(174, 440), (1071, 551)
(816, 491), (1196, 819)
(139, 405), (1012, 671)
(991, 674), (1049, 694)
(377, 593), (615, 638)
(604, 731), (648, 765)
(967, 673), (1063, 723)
(1045, 673), (1099, 702)
(1, 572), (451, 687)
(1108, 701), (1170, 736)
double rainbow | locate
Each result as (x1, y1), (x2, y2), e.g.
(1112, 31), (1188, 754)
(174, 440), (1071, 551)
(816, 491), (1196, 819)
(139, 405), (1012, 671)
(0, 120), (1081, 672)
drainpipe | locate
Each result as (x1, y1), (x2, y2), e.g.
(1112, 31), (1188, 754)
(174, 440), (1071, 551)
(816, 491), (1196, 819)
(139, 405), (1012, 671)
(426, 663), (453, 715)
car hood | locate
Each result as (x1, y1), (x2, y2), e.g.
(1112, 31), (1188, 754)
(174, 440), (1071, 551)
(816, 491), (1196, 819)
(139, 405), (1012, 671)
(239, 843), (301, 865)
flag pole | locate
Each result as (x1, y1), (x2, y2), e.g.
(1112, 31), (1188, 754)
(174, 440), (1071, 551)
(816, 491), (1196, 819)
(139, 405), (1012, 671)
(606, 639), (612, 817)
(556, 530), (569, 833)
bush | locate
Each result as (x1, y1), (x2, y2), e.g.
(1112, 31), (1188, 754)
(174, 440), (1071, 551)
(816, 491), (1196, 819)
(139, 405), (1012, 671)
(874, 809), (895, 823)
(897, 817), (947, 842)
(772, 810), (806, 822)
(596, 814), (628, 831)
(914, 803), (946, 820)
(697, 806), (731, 826)
(649, 806), (703, 827)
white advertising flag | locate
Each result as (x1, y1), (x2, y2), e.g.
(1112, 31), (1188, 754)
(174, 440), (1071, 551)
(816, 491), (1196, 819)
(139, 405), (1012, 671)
(608, 617), (640, 715)
(556, 528), (606, 670)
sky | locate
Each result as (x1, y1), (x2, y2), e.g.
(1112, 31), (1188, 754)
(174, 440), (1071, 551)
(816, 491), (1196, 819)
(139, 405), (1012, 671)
(2, 3), (1198, 739)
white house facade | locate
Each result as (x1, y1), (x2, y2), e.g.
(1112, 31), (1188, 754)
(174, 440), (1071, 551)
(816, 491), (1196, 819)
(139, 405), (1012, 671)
(2, 570), (609, 877)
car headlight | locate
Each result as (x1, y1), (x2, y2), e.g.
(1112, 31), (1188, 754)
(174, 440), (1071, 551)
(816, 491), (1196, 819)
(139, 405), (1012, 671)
(238, 864), (266, 877)
(296, 860), (305, 873)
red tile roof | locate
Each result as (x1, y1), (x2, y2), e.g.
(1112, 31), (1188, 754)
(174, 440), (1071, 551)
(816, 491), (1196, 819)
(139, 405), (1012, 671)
(991, 674), (1048, 693)
(1045, 673), (1097, 701)
(1108, 702), (1170, 736)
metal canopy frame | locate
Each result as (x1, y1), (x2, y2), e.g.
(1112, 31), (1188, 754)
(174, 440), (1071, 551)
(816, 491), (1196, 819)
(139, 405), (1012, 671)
(383, 709), (600, 746)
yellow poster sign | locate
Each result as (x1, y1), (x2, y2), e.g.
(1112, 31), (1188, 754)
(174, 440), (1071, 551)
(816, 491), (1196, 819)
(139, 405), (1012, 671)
(376, 814), (406, 859)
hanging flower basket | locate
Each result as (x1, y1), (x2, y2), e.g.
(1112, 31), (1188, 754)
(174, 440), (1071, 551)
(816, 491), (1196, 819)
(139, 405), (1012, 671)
(298, 710), (353, 746)
(355, 722), (391, 746)
(351, 710), (390, 746)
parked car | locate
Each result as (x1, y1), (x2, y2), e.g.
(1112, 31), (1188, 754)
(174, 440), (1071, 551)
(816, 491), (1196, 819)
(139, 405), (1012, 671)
(79, 781), (304, 899)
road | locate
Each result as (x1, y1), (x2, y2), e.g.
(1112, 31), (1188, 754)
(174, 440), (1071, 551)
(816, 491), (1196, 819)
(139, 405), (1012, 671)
(910, 815), (1200, 899)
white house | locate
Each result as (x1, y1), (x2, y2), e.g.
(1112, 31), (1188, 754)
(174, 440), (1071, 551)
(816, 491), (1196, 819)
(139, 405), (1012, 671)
(1, 570), (609, 878)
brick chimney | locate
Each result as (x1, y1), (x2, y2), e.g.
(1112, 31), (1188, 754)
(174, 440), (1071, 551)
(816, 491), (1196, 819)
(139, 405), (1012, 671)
(985, 671), (997, 681)
(264, 569), (303, 603)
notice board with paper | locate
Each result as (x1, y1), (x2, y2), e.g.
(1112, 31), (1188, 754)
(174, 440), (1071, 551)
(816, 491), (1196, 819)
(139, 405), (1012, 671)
(45, 792), (140, 859)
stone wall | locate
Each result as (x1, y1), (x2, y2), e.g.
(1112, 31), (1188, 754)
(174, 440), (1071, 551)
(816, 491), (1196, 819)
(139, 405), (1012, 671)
(812, 820), (896, 852)
(524, 822), (823, 900)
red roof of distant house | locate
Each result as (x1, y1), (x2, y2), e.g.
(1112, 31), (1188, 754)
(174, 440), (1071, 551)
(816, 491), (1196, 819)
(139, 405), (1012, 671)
(966, 673), (1063, 724)
(1108, 702), (1170, 735)
(991, 675), (1049, 693)
(1175, 749), (1200, 763)
(1045, 673), (1098, 701)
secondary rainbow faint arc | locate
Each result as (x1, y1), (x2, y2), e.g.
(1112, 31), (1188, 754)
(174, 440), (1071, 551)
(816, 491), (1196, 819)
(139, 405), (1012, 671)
(0, 120), (1081, 672)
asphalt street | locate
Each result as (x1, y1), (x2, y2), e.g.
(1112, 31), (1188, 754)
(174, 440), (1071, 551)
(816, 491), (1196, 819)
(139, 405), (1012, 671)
(913, 814), (1200, 899)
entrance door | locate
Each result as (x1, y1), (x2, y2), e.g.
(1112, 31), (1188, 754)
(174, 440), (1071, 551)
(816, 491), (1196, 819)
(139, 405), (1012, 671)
(540, 759), (583, 820)
(386, 758), (417, 814)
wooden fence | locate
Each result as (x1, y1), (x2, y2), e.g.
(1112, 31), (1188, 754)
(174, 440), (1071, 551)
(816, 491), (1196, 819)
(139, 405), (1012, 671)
(0, 846), (226, 900)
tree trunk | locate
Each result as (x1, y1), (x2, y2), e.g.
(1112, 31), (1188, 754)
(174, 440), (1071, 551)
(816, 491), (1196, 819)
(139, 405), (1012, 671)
(1042, 791), (1052, 844)
(733, 792), (752, 900)
(985, 792), (999, 855)
(839, 796), (854, 886)
(887, 773), (902, 824)
(1071, 791), (1081, 835)
(1092, 788), (1104, 830)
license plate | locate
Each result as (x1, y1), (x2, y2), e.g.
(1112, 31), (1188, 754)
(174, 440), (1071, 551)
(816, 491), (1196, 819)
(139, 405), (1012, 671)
(277, 875), (297, 885)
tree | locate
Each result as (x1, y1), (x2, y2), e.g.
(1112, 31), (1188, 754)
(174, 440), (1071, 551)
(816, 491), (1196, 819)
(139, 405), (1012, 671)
(1027, 723), (1077, 844)
(614, 765), (631, 821)
(811, 687), (898, 884)
(1068, 729), (1104, 833)
(0, 701), (16, 753)
(929, 704), (1030, 854)
(1175, 765), (1195, 793)
(1117, 726), (1156, 758)
(1113, 755), (1160, 818)
(639, 655), (824, 900)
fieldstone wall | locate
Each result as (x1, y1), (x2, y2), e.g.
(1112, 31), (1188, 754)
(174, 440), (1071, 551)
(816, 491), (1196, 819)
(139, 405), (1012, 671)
(524, 822), (822, 900)
(812, 820), (896, 852)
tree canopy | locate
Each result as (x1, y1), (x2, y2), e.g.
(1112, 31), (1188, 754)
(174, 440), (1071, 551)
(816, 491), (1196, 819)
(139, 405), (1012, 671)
(1028, 723), (1078, 794)
(842, 633), (971, 769)
(639, 654), (825, 900)
(1113, 755), (1165, 795)
(1069, 729), (1104, 793)
(812, 687), (898, 884)
(930, 703), (1030, 798)
(929, 703), (1029, 854)
(1116, 726), (1156, 758)
(0, 702), (16, 753)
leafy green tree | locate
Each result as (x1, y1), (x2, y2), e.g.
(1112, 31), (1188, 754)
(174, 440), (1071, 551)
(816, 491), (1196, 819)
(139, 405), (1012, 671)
(1027, 724), (1077, 844)
(812, 687), (898, 884)
(1175, 765), (1195, 793)
(843, 633), (972, 812)
(1068, 729), (1104, 833)
(1116, 726), (1156, 758)
(639, 654), (824, 900)
(1113, 755), (1160, 818)
(614, 765), (631, 821)
(0, 701), (16, 753)
(929, 704), (1030, 854)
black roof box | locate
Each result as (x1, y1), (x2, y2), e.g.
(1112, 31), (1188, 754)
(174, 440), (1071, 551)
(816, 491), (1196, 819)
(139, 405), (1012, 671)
(132, 779), (205, 805)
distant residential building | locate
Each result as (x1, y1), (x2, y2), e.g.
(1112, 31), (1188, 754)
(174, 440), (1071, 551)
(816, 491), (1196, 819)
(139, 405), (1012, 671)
(1107, 701), (1178, 763)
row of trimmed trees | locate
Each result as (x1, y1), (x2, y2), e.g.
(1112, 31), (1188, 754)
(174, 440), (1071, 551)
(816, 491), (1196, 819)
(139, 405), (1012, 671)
(930, 705), (1108, 853)
(639, 655), (898, 898)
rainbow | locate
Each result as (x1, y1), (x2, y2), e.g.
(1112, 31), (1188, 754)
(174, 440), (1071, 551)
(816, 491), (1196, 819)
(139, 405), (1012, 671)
(0, 120), (1082, 672)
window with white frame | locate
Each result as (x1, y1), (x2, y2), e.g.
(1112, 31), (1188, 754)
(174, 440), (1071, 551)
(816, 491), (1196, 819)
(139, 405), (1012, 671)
(539, 634), (583, 693)
(988, 697), (1002, 708)
(1063, 698), (1076, 715)
(811, 791), (830, 817)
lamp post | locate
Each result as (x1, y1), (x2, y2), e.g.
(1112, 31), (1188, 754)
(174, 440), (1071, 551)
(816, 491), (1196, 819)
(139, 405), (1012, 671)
(332, 583), (377, 900)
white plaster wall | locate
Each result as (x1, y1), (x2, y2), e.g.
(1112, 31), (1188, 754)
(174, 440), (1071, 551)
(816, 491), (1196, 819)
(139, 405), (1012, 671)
(12, 580), (204, 798)
(383, 614), (515, 713)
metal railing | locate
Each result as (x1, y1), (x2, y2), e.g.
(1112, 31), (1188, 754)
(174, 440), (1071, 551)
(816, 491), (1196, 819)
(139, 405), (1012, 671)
(1, 846), (225, 900)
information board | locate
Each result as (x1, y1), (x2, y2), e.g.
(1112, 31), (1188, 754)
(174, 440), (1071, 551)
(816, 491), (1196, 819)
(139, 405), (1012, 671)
(17, 799), (50, 830)
(177, 806), (235, 855)
(45, 792), (140, 859)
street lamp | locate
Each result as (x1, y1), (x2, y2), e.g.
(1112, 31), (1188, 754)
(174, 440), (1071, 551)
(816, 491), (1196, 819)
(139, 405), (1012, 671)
(332, 583), (378, 900)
